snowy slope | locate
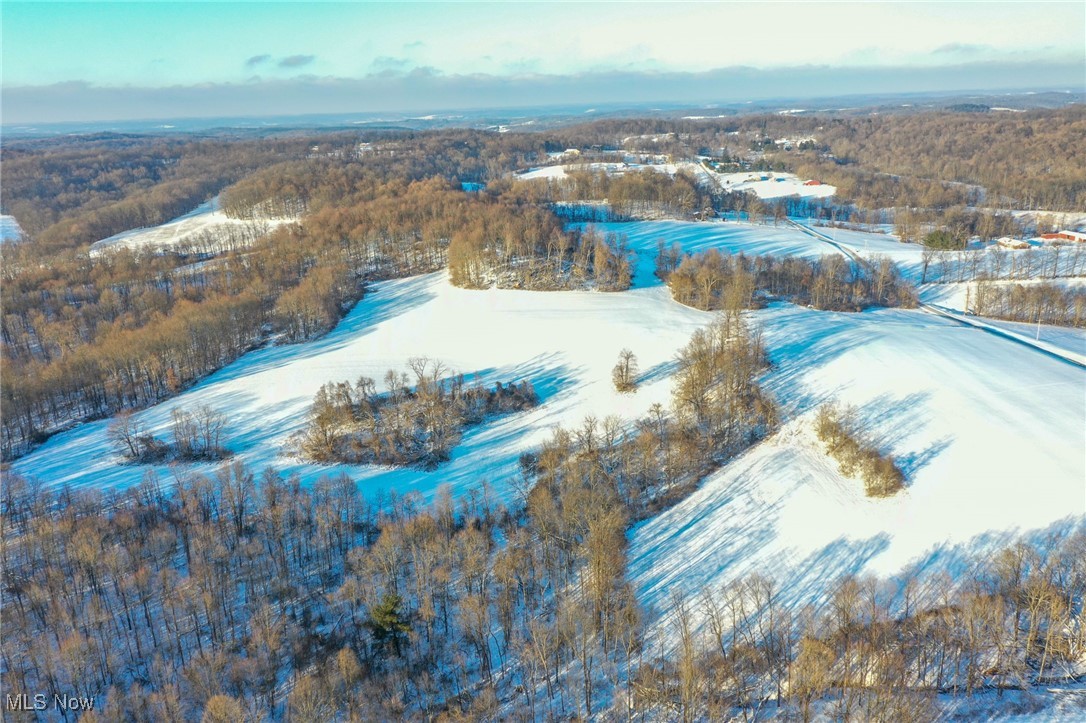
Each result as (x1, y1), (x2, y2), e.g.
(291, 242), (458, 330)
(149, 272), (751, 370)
(14, 218), (1084, 637)
(628, 302), (1086, 627)
(11, 272), (714, 501)
(517, 162), (835, 201)
(15, 219), (841, 497)
(582, 218), (847, 285)
(89, 195), (295, 256)
(0, 214), (24, 243)
(919, 280), (1086, 360)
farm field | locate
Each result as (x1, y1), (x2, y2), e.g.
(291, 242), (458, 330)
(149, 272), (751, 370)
(88, 194), (295, 256)
(518, 160), (837, 201)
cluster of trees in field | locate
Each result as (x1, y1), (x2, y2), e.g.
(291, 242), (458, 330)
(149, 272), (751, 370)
(814, 403), (905, 497)
(522, 314), (776, 526)
(660, 246), (916, 313)
(450, 222), (633, 291)
(108, 404), (230, 464)
(920, 243), (1086, 285)
(612, 348), (639, 393)
(497, 167), (710, 220)
(291, 358), (538, 467)
(971, 280), (1086, 328)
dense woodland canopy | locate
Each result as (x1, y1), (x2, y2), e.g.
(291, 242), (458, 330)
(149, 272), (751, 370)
(553, 106), (1086, 212)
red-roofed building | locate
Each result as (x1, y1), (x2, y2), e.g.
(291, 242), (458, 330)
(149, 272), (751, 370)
(1040, 231), (1086, 243)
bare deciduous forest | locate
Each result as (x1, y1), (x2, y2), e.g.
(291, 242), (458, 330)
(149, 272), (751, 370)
(2, 107), (1085, 720)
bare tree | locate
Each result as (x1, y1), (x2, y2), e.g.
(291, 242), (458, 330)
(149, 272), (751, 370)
(612, 349), (639, 393)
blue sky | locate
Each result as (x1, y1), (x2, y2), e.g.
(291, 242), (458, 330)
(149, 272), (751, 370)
(3, 1), (1084, 122)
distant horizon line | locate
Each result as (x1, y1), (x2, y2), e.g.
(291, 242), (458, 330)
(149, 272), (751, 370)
(2, 86), (1082, 134)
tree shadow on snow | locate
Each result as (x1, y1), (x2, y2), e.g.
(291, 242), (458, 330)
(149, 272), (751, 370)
(759, 305), (872, 415)
(328, 356), (583, 505)
(776, 534), (893, 610)
(208, 273), (440, 385)
(884, 516), (1086, 614)
(637, 359), (680, 386)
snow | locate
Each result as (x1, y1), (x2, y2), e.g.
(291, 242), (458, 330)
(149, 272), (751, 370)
(0, 214), (24, 243)
(939, 683), (1086, 721)
(628, 301), (1086, 629)
(919, 279), (1086, 360)
(712, 171), (836, 200)
(1008, 208), (1086, 232)
(580, 219), (847, 280)
(88, 195), (295, 256)
(11, 271), (715, 502)
(518, 164), (572, 180)
(18, 217), (844, 497)
(516, 162), (837, 202)
(14, 218), (1085, 647)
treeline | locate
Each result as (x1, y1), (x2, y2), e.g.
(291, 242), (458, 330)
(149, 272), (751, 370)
(108, 403), (230, 464)
(549, 110), (1086, 219)
(1, 174), (445, 460)
(4, 362), (1081, 720)
(972, 280), (1086, 328)
(791, 158), (976, 212)
(809, 108), (1086, 212)
(219, 130), (554, 219)
(450, 220), (632, 291)
(661, 247), (916, 312)
(290, 358), (538, 467)
(920, 243), (1086, 284)
(815, 403), (905, 497)
(634, 529), (1085, 721)
(556, 108), (1086, 212)
(496, 167), (710, 220)
(2, 290), (268, 459)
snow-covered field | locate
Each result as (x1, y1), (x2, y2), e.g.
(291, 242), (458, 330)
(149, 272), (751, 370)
(14, 217), (1085, 644)
(628, 301), (1086, 627)
(517, 161), (836, 201)
(0, 214), (24, 243)
(582, 218), (847, 277)
(11, 271), (713, 501)
(919, 279), (1086, 361)
(711, 170), (836, 200)
(517, 161), (697, 182)
(89, 195), (295, 256)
